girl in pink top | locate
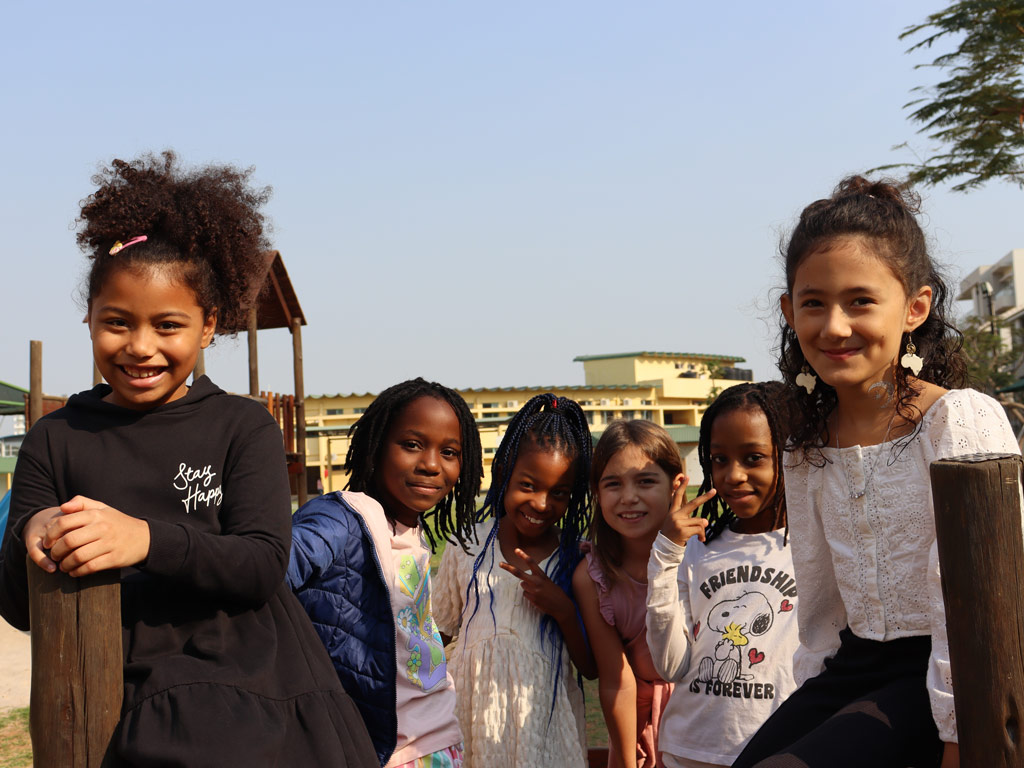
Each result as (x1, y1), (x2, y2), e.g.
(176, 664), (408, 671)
(575, 420), (712, 768)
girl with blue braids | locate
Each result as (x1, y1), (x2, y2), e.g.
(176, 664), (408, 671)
(434, 393), (596, 768)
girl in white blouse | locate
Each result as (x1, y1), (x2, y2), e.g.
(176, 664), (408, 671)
(732, 176), (1019, 768)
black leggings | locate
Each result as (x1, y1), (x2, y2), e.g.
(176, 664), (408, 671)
(732, 629), (943, 768)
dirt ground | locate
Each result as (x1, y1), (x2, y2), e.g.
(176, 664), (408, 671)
(0, 617), (30, 712)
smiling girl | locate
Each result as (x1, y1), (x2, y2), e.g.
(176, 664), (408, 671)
(433, 394), (595, 768)
(0, 151), (377, 766)
(574, 420), (701, 768)
(733, 177), (1019, 768)
(645, 382), (799, 768)
(289, 378), (483, 768)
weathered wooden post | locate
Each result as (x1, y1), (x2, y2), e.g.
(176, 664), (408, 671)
(29, 341), (42, 428)
(26, 338), (123, 765)
(192, 348), (206, 380)
(930, 453), (1024, 766)
(27, 567), (122, 766)
(291, 316), (307, 506)
(247, 305), (259, 397)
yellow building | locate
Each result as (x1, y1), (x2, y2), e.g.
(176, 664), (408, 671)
(304, 351), (751, 495)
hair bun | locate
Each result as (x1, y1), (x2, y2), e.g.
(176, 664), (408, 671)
(834, 175), (920, 214)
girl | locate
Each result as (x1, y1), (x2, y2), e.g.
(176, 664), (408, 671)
(288, 378), (484, 768)
(0, 151), (376, 766)
(573, 419), (683, 768)
(433, 394), (596, 768)
(733, 177), (1019, 768)
(646, 382), (799, 768)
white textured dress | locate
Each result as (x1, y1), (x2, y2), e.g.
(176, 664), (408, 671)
(785, 388), (1018, 743)
(433, 526), (587, 768)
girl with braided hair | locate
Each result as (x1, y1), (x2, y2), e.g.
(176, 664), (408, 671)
(289, 377), (483, 768)
(0, 150), (377, 766)
(645, 382), (799, 767)
(433, 393), (596, 768)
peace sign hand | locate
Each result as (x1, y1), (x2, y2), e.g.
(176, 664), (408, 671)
(500, 547), (575, 623)
(661, 476), (716, 547)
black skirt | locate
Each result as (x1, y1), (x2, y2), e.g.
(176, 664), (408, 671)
(732, 628), (944, 768)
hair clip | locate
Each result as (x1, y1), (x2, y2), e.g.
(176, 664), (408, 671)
(109, 235), (148, 255)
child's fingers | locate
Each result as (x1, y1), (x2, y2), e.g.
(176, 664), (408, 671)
(59, 495), (104, 515)
(498, 561), (528, 582)
(25, 539), (58, 573)
(48, 523), (104, 563)
(686, 488), (717, 515)
(42, 508), (98, 548)
(512, 548), (543, 577)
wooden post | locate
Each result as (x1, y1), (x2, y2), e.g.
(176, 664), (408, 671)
(192, 349), (206, 381)
(27, 566), (122, 767)
(291, 317), (307, 506)
(247, 306), (259, 397)
(930, 453), (1024, 766)
(29, 341), (42, 428)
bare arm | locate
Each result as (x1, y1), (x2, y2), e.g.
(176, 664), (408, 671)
(574, 561), (637, 768)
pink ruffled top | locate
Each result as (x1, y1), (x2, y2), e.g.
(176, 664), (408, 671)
(584, 548), (673, 768)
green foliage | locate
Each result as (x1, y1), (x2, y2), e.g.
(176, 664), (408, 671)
(879, 1), (1024, 191)
(960, 313), (1022, 393)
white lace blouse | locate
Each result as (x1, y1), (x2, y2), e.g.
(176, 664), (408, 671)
(785, 389), (1019, 743)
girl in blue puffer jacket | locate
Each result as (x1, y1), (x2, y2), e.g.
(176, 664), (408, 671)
(288, 378), (483, 768)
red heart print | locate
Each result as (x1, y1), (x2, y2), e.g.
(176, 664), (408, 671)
(748, 648), (765, 666)
(780, 600), (793, 612)
(693, 621), (700, 638)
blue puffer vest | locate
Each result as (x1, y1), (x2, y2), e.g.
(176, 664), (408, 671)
(288, 491), (397, 767)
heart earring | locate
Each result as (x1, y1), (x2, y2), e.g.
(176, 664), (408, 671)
(901, 337), (924, 376)
(795, 364), (817, 394)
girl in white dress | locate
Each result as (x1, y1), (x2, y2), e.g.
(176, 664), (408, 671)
(434, 394), (596, 768)
(733, 176), (1019, 768)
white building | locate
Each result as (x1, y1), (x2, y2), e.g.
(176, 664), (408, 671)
(958, 249), (1024, 323)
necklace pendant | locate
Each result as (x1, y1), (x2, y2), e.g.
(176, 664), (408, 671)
(849, 490), (865, 500)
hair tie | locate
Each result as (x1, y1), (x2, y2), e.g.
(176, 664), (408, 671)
(109, 235), (148, 255)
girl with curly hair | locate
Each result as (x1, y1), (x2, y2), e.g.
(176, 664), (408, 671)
(733, 177), (1020, 768)
(0, 151), (377, 766)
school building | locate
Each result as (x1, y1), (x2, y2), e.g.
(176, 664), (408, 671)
(303, 351), (753, 494)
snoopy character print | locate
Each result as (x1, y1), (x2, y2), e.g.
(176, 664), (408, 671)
(687, 544), (798, 703)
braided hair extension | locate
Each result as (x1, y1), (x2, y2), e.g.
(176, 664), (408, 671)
(778, 175), (967, 466)
(464, 393), (593, 716)
(77, 150), (271, 333)
(344, 378), (483, 550)
(696, 382), (791, 544)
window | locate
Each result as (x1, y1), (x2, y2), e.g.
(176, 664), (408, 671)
(622, 411), (635, 421)
(585, 411), (594, 425)
(354, 407), (367, 414)
(326, 408), (344, 415)
(483, 402), (499, 409)
(601, 410), (614, 424)
(641, 410), (654, 421)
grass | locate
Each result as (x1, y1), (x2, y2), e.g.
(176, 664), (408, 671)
(0, 707), (31, 767)
(583, 677), (607, 747)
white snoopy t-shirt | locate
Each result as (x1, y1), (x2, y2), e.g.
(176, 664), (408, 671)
(646, 528), (799, 765)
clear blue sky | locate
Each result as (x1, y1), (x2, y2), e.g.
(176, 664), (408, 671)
(2, 0), (1020, 405)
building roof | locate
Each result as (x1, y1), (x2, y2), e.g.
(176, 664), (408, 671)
(573, 351), (745, 363)
(0, 380), (27, 416)
(308, 384), (651, 400)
